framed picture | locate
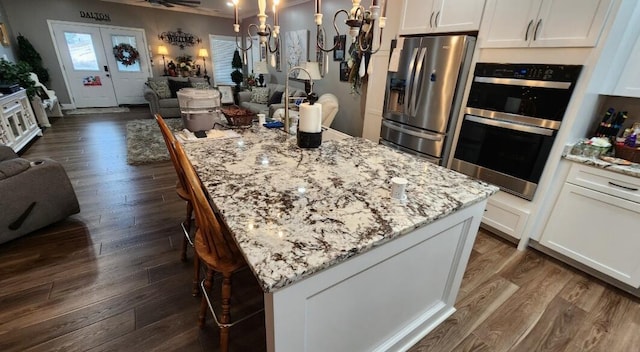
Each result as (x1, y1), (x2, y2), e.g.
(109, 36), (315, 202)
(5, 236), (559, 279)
(340, 61), (350, 82)
(333, 35), (346, 61)
(285, 29), (309, 78)
(218, 85), (234, 105)
(0, 23), (9, 47)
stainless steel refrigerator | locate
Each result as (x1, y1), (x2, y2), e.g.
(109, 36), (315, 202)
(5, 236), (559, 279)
(381, 35), (476, 165)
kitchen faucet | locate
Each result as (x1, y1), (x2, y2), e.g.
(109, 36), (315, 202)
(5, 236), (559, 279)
(284, 66), (316, 134)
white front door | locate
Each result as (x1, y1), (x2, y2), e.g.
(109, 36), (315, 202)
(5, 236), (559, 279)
(50, 21), (150, 108)
(100, 27), (150, 105)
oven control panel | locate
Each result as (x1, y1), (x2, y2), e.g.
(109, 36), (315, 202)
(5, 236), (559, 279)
(475, 63), (582, 82)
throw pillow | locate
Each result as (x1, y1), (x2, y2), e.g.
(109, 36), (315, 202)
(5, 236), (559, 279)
(168, 79), (192, 98)
(147, 80), (171, 99)
(0, 158), (31, 180)
(267, 91), (283, 106)
(191, 82), (209, 89)
(250, 87), (270, 104)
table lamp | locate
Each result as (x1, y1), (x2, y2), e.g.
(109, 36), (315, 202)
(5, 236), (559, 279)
(253, 61), (269, 87)
(158, 45), (169, 76)
(198, 48), (210, 84)
(302, 61), (322, 94)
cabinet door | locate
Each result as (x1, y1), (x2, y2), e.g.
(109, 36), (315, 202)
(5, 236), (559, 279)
(540, 183), (640, 288)
(432, 0), (486, 33)
(399, 0), (436, 35)
(531, 0), (612, 48)
(480, 0), (542, 48)
(613, 33), (640, 97)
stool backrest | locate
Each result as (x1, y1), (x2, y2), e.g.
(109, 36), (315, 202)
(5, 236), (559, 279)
(155, 114), (189, 195)
(173, 139), (244, 270)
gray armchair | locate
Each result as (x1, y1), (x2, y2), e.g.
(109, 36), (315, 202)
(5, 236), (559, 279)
(0, 146), (80, 244)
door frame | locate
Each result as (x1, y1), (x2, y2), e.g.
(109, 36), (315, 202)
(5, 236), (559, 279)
(47, 20), (152, 110)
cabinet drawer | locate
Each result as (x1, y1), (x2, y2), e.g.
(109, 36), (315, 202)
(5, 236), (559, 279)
(567, 163), (640, 203)
(2, 99), (22, 115)
(482, 194), (529, 239)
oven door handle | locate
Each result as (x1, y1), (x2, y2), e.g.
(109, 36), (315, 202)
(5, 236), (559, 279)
(411, 47), (428, 116)
(405, 48), (419, 117)
(473, 76), (572, 89)
(465, 115), (555, 136)
(382, 120), (443, 141)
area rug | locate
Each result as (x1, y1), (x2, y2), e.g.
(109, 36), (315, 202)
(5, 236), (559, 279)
(126, 118), (184, 165)
(65, 107), (131, 115)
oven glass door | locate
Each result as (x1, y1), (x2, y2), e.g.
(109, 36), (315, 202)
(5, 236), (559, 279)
(466, 81), (573, 121)
(454, 115), (556, 184)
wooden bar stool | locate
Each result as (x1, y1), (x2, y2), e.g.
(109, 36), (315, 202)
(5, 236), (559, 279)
(155, 114), (200, 295)
(174, 140), (263, 352)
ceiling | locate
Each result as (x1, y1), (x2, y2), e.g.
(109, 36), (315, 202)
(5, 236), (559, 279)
(98, 0), (309, 19)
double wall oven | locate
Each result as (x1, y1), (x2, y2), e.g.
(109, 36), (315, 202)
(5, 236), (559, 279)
(451, 63), (582, 200)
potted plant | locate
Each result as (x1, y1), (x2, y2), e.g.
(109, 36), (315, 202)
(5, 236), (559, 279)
(0, 59), (36, 98)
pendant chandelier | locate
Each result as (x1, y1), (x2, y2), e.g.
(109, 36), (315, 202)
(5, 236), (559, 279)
(231, 0), (280, 63)
(314, 0), (387, 56)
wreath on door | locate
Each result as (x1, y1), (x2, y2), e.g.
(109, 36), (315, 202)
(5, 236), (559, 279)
(113, 43), (140, 66)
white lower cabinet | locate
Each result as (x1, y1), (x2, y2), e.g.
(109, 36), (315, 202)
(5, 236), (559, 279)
(540, 163), (640, 288)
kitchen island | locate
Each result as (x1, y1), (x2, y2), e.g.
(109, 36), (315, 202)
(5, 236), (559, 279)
(182, 126), (498, 352)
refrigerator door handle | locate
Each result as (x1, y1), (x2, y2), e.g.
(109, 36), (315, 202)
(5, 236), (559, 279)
(405, 48), (419, 117)
(411, 47), (428, 116)
(382, 120), (444, 141)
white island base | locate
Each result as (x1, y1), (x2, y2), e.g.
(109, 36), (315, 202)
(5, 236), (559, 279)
(265, 200), (486, 352)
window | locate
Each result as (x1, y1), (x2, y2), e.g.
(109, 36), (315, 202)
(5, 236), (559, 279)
(64, 32), (99, 71)
(210, 35), (238, 86)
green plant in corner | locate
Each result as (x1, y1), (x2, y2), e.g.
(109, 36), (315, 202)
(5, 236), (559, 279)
(0, 59), (36, 99)
(17, 34), (49, 85)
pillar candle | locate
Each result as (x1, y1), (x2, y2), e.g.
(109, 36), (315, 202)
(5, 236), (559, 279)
(299, 103), (322, 133)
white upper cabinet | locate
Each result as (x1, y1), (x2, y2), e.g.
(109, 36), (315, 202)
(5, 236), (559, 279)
(613, 33), (640, 97)
(399, 0), (486, 35)
(481, 0), (612, 48)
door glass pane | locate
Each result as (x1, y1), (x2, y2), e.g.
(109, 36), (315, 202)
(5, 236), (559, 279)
(111, 35), (141, 72)
(64, 32), (99, 71)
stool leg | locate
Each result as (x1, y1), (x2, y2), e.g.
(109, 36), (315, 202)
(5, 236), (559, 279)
(220, 272), (232, 352)
(180, 201), (193, 262)
(199, 268), (214, 327)
(192, 254), (201, 296)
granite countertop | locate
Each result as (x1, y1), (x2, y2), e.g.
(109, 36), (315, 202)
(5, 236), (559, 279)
(563, 154), (640, 178)
(183, 126), (498, 292)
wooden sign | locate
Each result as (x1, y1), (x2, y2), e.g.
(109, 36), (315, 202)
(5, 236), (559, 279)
(80, 11), (111, 22)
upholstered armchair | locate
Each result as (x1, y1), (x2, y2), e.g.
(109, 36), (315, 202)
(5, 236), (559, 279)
(0, 146), (80, 244)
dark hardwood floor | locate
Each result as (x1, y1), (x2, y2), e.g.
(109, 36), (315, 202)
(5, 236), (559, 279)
(1, 107), (639, 351)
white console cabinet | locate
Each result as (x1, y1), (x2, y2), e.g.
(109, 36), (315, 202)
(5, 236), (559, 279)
(540, 163), (640, 288)
(0, 89), (42, 152)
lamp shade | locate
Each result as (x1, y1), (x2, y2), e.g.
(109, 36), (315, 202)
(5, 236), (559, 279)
(157, 45), (168, 55)
(198, 48), (209, 58)
(303, 61), (322, 80)
(254, 60), (269, 74)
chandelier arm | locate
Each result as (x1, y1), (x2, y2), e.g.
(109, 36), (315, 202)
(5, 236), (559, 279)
(316, 9), (350, 52)
(265, 26), (280, 54)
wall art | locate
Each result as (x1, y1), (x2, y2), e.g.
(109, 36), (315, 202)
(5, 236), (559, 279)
(158, 28), (201, 50)
(333, 35), (346, 61)
(285, 30), (308, 78)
